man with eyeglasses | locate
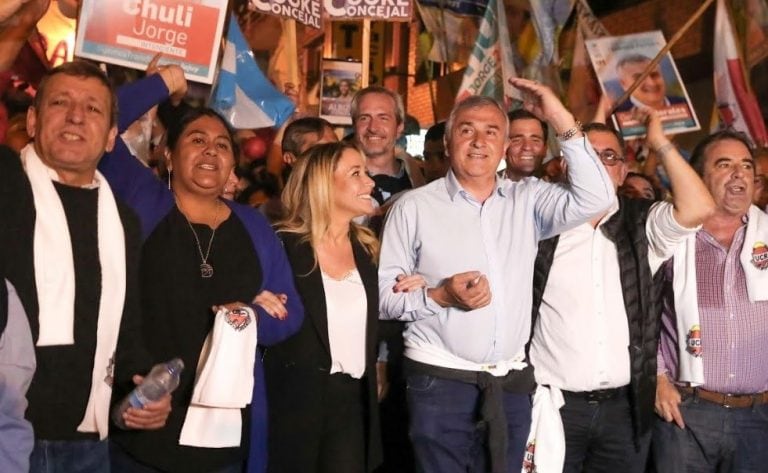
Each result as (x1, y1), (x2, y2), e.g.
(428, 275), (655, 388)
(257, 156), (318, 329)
(529, 113), (715, 472)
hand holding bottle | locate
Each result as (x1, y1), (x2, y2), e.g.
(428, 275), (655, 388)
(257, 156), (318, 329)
(113, 358), (182, 430)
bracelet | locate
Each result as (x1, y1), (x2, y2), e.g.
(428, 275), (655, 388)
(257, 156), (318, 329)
(557, 120), (582, 141)
(654, 142), (675, 157)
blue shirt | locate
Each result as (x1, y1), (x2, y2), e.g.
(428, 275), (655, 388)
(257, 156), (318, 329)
(378, 136), (615, 367)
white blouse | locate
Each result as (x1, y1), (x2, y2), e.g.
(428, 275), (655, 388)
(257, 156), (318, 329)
(322, 268), (368, 379)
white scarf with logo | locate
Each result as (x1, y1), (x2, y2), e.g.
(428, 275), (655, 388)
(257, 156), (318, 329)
(672, 206), (768, 385)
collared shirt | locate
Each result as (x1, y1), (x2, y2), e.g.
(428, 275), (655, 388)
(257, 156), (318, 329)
(378, 136), (615, 369)
(658, 226), (768, 394)
(532, 202), (696, 391)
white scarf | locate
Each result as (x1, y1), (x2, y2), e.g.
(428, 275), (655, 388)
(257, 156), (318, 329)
(672, 206), (768, 386)
(179, 306), (257, 448)
(20, 144), (126, 439)
(520, 386), (565, 473)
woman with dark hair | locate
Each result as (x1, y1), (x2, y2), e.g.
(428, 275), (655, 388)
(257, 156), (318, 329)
(262, 141), (422, 473)
(98, 70), (303, 473)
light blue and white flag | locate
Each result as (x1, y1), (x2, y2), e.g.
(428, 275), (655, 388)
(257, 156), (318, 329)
(210, 14), (295, 130)
(455, 0), (519, 106)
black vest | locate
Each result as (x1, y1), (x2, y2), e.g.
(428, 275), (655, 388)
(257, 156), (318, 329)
(530, 197), (663, 440)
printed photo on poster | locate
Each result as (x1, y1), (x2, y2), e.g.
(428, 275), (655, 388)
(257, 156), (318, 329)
(320, 59), (362, 125)
(74, 0), (228, 84)
(585, 30), (700, 139)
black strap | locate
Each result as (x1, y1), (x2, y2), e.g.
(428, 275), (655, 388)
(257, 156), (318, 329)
(405, 359), (535, 473)
(0, 279), (7, 336)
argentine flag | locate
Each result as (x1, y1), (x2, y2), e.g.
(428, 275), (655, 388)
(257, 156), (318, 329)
(211, 14), (295, 130)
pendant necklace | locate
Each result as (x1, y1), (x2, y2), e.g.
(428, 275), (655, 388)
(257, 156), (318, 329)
(183, 201), (222, 278)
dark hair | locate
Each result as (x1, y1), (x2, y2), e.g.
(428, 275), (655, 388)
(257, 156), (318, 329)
(165, 107), (238, 157)
(507, 109), (548, 139)
(582, 122), (625, 151)
(616, 54), (653, 71)
(689, 129), (754, 176)
(34, 60), (118, 127)
(351, 86), (405, 125)
(281, 117), (334, 157)
(424, 121), (446, 142)
(621, 172), (660, 201)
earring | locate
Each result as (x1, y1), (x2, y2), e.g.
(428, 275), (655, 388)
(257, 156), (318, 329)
(167, 171), (172, 191)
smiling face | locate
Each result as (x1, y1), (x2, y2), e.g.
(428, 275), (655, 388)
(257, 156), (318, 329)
(27, 74), (117, 186)
(353, 92), (403, 161)
(618, 59), (667, 109)
(168, 115), (236, 198)
(446, 103), (508, 185)
(701, 138), (755, 216)
(332, 148), (375, 219)
(505, 117), (546, 179)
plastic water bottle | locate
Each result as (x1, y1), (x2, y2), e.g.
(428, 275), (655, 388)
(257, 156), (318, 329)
(112, 358), (184, 429)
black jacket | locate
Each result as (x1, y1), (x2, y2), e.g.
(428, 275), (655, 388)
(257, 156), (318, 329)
(531, 197), (662, 441)
(264, 232), (382, 472)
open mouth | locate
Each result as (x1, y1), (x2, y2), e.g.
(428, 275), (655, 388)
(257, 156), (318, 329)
(61, 132), (84, 142)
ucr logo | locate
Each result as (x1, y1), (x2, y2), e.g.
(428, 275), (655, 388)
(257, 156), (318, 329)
(751, 242), (768, 270)
(522, 440), (536, 473)
(686, 324), (702, 357)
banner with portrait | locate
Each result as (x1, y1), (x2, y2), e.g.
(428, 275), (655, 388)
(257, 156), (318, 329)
(320, 59), (362, 125)
(585, 30), (700, 139)
(74, 0), (228, 84)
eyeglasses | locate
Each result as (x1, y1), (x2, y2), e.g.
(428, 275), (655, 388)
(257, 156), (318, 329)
(597, 150), (625, 166)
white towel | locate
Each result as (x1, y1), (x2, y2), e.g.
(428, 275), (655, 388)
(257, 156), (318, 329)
(673, 205), (768, 386)
(179, 306), (258, 448)
(520, 386), (565, 473)
(20, 144), (126, 439)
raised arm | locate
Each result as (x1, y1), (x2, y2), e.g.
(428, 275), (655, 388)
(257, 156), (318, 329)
(509, 78), (615, 239)
(99, 70), (189, 239)
(644, 110), (715, 228)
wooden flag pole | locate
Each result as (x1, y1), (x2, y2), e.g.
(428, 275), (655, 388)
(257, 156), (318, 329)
(361, 18), (371, 87)
(608, 0), (716, 115)
(283, 18), (300, 86)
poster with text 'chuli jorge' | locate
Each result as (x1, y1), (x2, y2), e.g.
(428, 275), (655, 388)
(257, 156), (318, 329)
(75, 0), (228, 84)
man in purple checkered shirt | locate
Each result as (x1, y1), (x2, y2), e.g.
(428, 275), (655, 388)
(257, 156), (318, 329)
(654, 130), (768, 472)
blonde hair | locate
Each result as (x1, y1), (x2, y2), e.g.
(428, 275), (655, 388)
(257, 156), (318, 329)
(278, 141), (379, 267)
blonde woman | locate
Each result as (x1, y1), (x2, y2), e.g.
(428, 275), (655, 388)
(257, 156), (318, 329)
(262, 142), (422, 473)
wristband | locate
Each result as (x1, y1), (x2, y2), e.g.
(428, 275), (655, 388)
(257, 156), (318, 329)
(654, 142), (675, 157)
(557, 121), (582, 141)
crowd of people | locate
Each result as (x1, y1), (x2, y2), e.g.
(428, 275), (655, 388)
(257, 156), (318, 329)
(1, 7), (768, 473)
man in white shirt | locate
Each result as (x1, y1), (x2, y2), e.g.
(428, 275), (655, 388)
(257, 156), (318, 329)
(379, 79), (615, 473)
(528, 113), (714, 472)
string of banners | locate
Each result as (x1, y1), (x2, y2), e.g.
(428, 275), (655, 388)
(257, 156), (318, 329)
(250, 0), (413, 29)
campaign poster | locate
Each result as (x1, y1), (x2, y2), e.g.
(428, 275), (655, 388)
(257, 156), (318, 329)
(585, 30), (700, 139)
(320, 59), (362, 125)
(74, 0), (228, 84)
(250, 0), (322, 29)
(323, 0), (412, 21)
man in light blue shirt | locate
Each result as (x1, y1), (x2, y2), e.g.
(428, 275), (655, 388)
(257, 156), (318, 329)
(378, 79), (615, 473)
(0, 279), (35, 473)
